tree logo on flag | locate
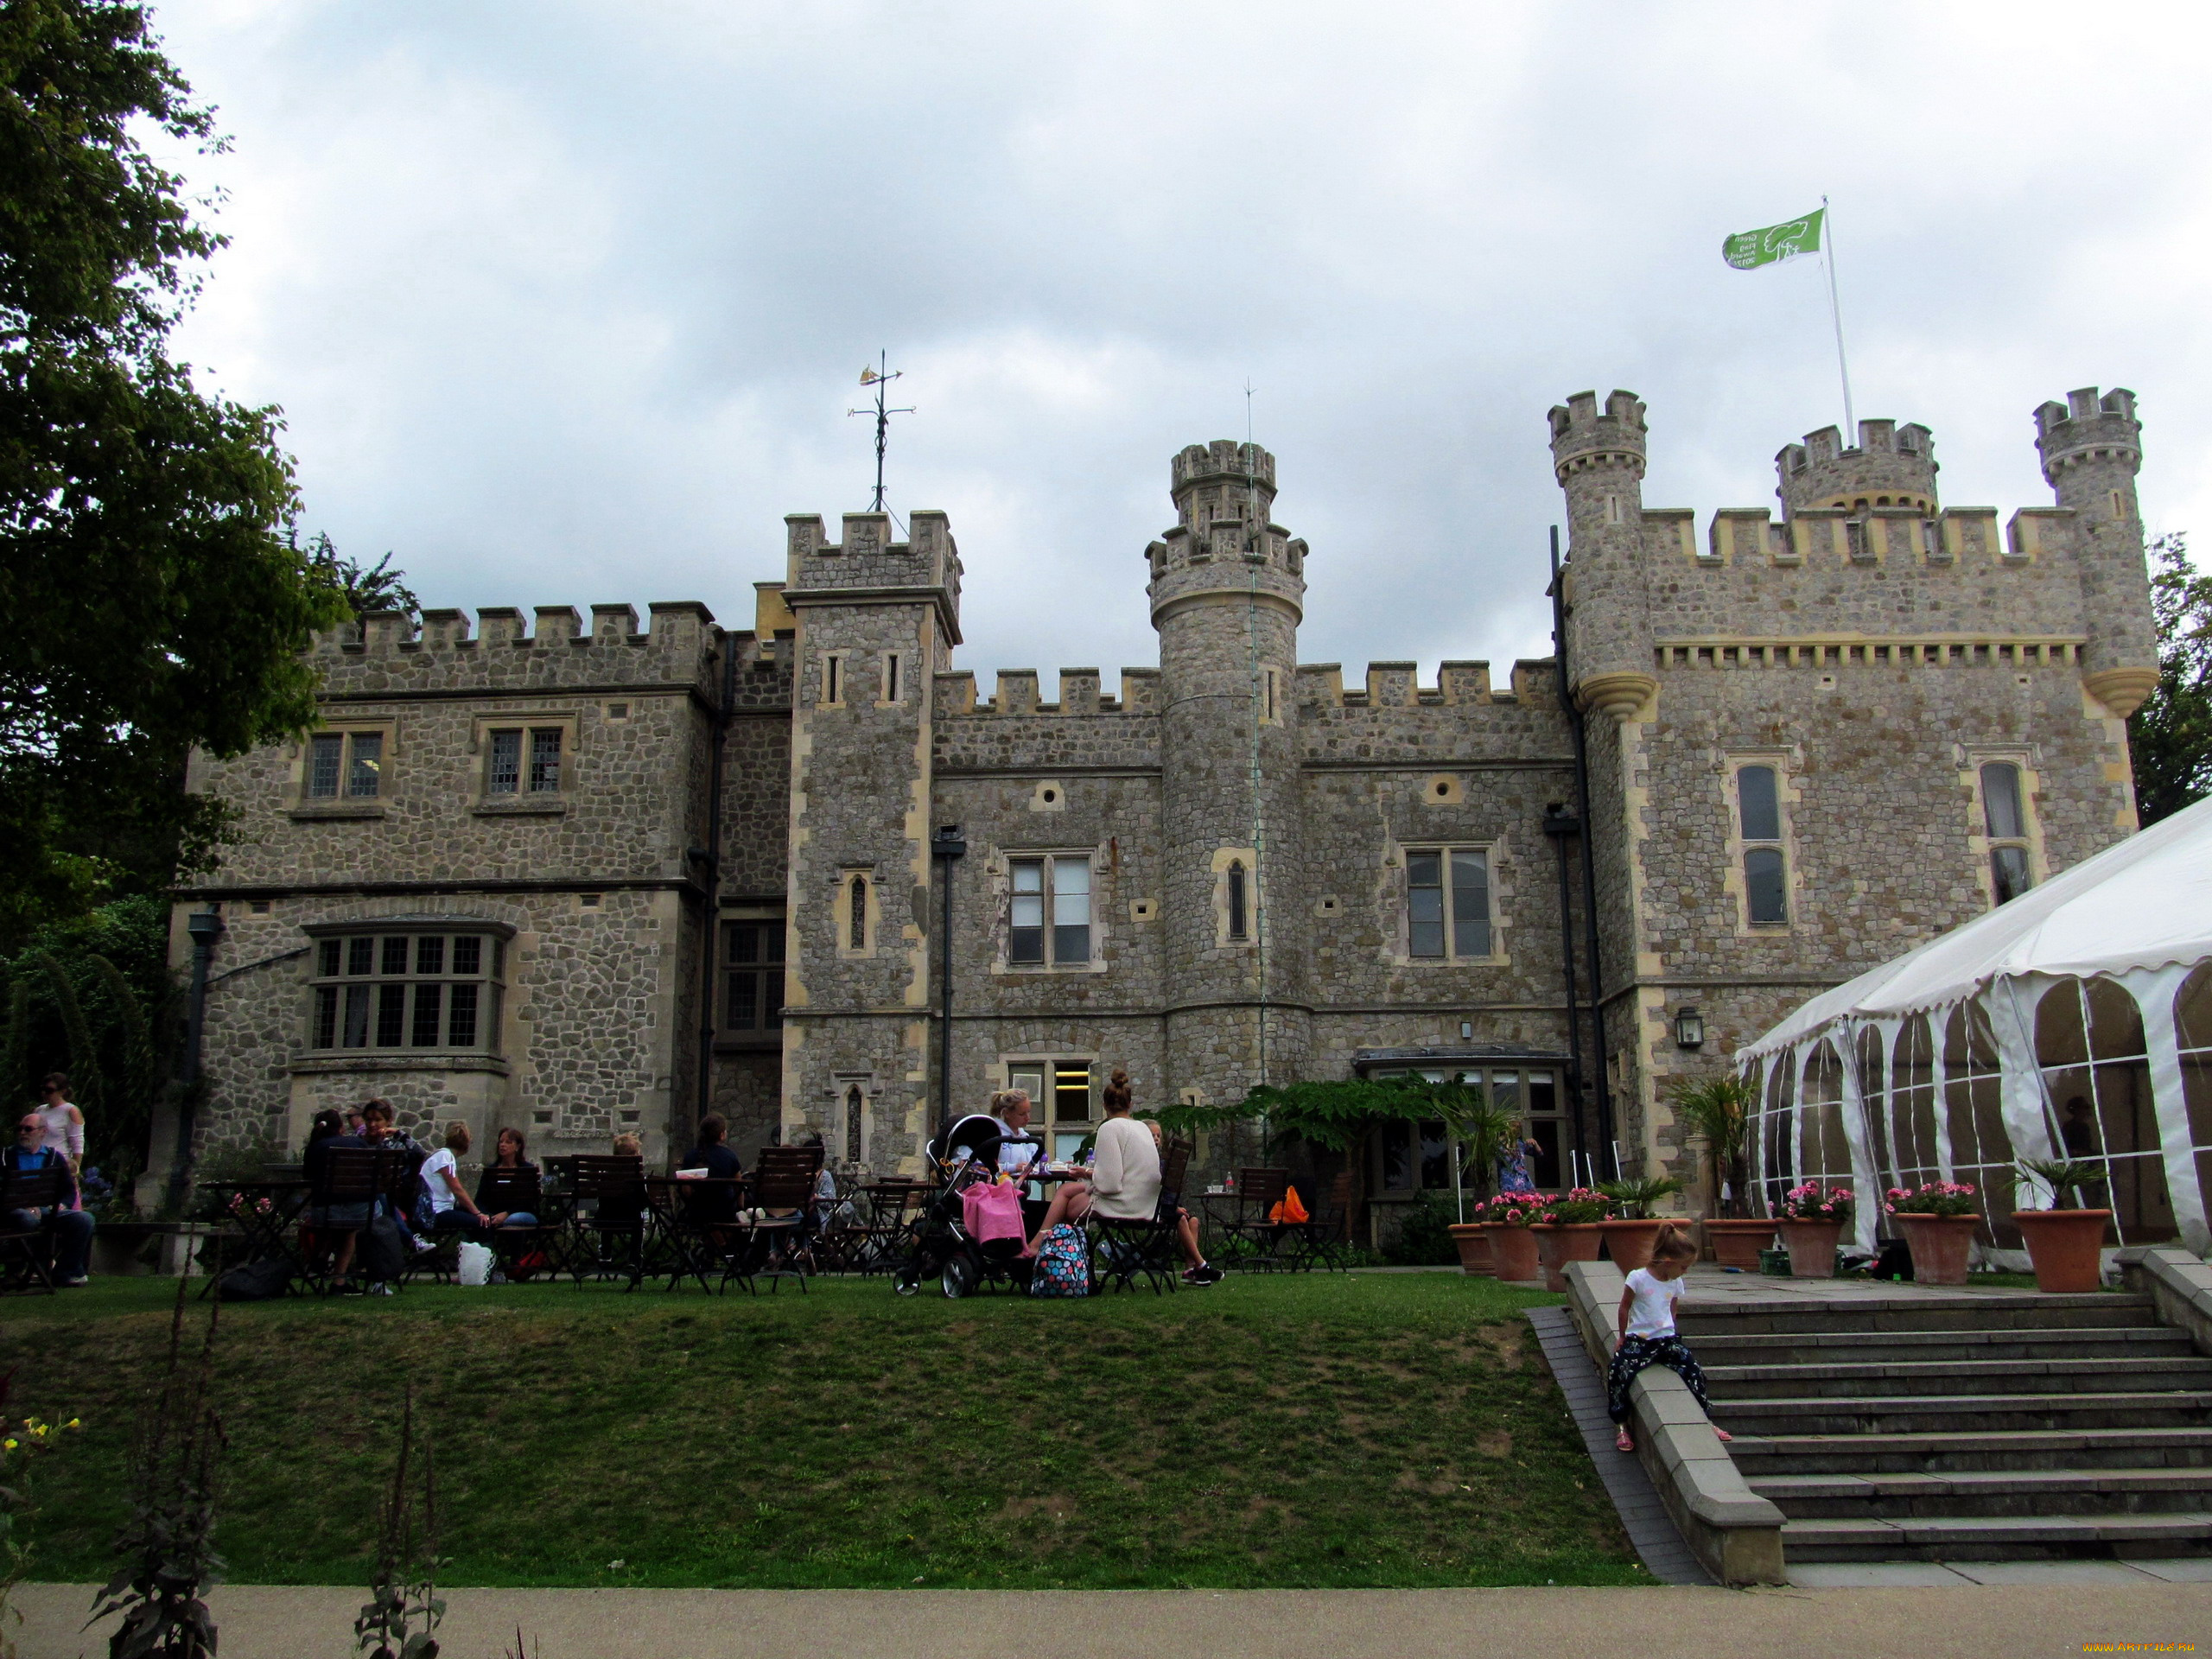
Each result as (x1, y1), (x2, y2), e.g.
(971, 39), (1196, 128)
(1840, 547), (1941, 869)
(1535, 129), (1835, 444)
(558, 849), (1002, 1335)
(1722, 209), (1825, 270)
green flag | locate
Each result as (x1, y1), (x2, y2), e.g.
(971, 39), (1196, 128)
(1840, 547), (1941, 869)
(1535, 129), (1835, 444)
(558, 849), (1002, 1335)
(1722, 209), (1824, 270)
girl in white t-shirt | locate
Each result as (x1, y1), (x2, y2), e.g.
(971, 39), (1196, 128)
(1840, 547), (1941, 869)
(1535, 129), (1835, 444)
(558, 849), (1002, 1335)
(1607, 1224), (1730, 1453)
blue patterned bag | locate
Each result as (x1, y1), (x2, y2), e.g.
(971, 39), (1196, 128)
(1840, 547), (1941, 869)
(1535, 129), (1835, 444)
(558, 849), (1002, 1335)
(1029, 1223), (1090, 1297)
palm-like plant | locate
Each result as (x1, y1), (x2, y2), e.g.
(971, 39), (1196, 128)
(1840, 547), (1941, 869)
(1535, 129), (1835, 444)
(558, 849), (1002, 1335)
(1670, 1074), (1756, 1218)
(1596, 1173), (1686, 1220)
(2015, 1155), (2107, 1211)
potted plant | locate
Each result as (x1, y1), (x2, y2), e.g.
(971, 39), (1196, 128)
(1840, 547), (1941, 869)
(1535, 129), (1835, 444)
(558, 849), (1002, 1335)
(2010, 1156), (2112, 1294)
(1472, 1190), (1548, 1282)
(1885, 1181), (1981, 1286)
(1773, 1182), (1853, 1279)
(1529, 1187), (1611, 1292)
(1671, 1074), (1772, 1267)
(1594, 1173), (1687, 1273)
(1441, 1091), (1519, 1276)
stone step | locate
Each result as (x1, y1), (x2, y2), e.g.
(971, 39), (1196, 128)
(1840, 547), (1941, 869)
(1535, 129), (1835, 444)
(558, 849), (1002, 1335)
(1781, 1510), (2212, 1562)
(1680, 1294), (2153, 1338)
(1751, 1466), (2212, 1520)
(1702, 1356), (2212, 1401)
(1711, 1389), (2212, 1437)
(1689, 1325), (2192, 1369)
(1729, 1427), (2212, 1476)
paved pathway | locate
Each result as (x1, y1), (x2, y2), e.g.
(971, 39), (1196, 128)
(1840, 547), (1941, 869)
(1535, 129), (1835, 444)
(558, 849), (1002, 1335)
(17, 1580), (2212, 1658)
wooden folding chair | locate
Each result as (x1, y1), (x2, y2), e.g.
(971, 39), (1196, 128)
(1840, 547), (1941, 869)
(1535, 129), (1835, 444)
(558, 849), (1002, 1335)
(567, 1155), (650, 1289)
(0, 1168), (67, 1294)
(738, 1167), (815, 1294)
(301, 1147), (413, 1295)
(1091, 1139), (1192, 1295)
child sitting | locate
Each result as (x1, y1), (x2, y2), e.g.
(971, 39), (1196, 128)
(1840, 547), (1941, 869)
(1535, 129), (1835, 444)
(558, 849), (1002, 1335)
(1608, 1223), (1732, 1453)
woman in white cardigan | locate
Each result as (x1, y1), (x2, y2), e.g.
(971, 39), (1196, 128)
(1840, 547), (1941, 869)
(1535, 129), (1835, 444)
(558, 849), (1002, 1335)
(1023, 1073), (1223, 1284)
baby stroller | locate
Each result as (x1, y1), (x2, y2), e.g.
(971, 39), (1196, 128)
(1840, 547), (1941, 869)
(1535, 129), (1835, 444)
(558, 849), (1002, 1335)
(893, 1114), (1033, 1299)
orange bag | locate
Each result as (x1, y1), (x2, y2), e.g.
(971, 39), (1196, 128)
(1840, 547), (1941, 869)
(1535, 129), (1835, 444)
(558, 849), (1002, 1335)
(1269, 1185), (1310, 1224)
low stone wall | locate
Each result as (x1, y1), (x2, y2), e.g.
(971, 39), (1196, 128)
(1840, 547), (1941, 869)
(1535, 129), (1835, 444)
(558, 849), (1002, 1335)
(1560, 1259), (1786, 1586)
(2118, 1245), (2212, 1354)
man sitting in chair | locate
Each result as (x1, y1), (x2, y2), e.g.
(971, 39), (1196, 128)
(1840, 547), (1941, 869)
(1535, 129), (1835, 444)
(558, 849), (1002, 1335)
(6, 1113), (93, 1287)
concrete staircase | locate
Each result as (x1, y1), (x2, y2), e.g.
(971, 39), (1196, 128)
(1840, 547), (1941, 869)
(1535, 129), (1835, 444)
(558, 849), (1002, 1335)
(1694, 1289), (2212, 1562)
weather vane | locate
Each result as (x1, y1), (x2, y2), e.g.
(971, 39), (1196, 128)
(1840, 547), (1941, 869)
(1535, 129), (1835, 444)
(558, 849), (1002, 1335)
(848, 352), (914, 512)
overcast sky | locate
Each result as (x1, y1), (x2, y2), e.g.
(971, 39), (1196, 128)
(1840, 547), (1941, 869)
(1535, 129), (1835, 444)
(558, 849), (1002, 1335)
(155, 1), (2212, 692)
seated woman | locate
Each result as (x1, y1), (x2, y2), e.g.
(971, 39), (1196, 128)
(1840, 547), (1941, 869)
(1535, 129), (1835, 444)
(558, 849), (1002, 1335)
(419, 1122), (506, 1239)
(683, 1113), (743, 1224)
(302, 1106), (370, 1281)
(473, 1127), (540, 1226)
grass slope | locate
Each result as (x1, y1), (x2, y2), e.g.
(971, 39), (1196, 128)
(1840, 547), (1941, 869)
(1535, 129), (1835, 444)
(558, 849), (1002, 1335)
(6, 1273), (1643, 1589)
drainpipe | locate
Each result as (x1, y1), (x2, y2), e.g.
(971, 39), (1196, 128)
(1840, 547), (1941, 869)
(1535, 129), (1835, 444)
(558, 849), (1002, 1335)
(1541, 803), (1588, 1169)
(931, 824), (966, 1135)
(695, 632), (738, 1150)
(1552, 526), (1616, 1175)
(166, 905), (225, 1214)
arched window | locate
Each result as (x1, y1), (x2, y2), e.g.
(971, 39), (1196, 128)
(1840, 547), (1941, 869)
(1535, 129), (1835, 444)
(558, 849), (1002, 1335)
(845, 1084), (864, 1165)
(1737, 765), (1788, 926)
(1227, 861), (1249, 941)
(848, 874), (868, 950)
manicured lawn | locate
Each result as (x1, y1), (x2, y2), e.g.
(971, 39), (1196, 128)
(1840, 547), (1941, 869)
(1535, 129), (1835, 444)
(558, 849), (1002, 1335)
(4, 1271), (1644, 1589)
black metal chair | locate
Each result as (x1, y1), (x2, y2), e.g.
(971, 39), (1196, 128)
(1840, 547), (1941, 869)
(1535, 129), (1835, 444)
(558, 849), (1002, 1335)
(476, 1167), (555, 1280)
(1286, 1170), (1356, 1272)
(738, 1167), (816, 1293)
(1091, 1139), (1192, 1295)
(302, 1147), (414, 1295)
(0, 1168), (67, 1294)
(1217, 1166), (1295, 1271)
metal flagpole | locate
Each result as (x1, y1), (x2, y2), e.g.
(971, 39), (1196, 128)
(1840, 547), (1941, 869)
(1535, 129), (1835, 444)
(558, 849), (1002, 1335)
(1821, 195), (1856, 438)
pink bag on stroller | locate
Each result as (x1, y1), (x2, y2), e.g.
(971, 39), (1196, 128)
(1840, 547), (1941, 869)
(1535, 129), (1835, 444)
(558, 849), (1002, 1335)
(962, 1179), (1027, 1250)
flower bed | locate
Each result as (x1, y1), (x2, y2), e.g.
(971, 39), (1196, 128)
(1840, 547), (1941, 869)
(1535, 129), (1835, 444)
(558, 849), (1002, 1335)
(1885, 1181), (1978, 1217)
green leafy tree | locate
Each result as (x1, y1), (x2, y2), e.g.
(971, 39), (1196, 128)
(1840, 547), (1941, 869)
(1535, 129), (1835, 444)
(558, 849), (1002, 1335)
(2131, 532), (2212, 826)
(302, 531), (419, 623)
(0, 0), (352, 950)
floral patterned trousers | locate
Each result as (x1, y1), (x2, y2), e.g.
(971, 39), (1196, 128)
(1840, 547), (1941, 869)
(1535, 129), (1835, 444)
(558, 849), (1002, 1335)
(1605, 1335), (1711, 1424)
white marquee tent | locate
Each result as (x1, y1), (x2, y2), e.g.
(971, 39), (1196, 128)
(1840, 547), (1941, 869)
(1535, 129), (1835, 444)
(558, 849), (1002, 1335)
(1738, 793), (2212, 1257)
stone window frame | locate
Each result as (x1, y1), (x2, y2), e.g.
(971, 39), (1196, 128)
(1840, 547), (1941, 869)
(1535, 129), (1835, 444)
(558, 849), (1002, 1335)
(1208, 846), (1262, 952)
(827, 1072), (878, 1168)
(1395, 843), (1502, 965)
(1001, 1053), (1098, 1160)
(836, 868), (877, 959)
(467, 710), (579, 817)
(301, 917), (514, 1058)
(1378, 839), (1508, 967)
(1960, 747), (2046, 911)
(820, 651), (849, 709)
(1258, 665), (1281, 725)
(879, 651), (906, 707)
(1722, 749), (1802, 935)
(289, 720), (394, 820)
(994, 847), (1107, 975)
(720, 911), (787, 1038)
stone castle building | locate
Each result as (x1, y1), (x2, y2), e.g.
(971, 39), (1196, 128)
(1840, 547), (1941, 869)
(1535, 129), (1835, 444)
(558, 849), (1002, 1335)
(157, 386), (2159, 1221)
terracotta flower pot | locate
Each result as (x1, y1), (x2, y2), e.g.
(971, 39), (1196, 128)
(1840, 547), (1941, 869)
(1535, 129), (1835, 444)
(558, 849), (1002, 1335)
(1703, 1217), (1777, 1268)
(1894, 1212), (1980, 1286)
(1529, 1223), (1605, 1293)
(1488, 1224), (1541, 1284)
(2012, 1209), (2112, 1294)
(1777, 1218), (1845, 1279)
(1596, 1217), (1669, 1274)
(1448, 1223), (1496, 1277)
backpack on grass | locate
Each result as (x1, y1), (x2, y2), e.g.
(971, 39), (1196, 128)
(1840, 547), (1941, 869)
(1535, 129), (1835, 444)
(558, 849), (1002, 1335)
(214, 1255), (292, 1302)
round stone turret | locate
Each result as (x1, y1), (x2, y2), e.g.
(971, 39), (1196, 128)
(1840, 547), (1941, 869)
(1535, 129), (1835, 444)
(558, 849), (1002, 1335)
(2037, 387), (2158, 716)
(1548, 390), (1655, 721)
(1775, 419), (1938, 518)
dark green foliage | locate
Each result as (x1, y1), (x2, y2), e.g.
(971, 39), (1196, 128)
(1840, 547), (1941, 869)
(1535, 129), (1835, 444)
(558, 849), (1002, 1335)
(2132, 533), (2211, 826)
(303, 531), (419, 624)
(0, 895), (175, 1177)
(88, 1278), (224, 1658)
(1594, 1174), (1685, 1219)
(0, 0), (353, 949)
(7, 1276), (1644, 1590)
(1382, 1188), (1464, 1266)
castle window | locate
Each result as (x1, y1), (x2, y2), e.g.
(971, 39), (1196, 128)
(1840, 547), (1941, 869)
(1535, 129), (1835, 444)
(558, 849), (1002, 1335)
(308, 927), (505, 1053)
(2111, 489), (2128, 520)
(1405, 849), (1491, 959)
(1261, 667), (1279, 721)
(1736, 764), (1789, 925)
(1603, 494), (1623, 525)
(1981, 763), (2034, 904)
(722, 918), (785, 1031)
(844, 1084), (865, 1165)
(486, 727), (563, 795)
(823, 652), (845, 707)
(881, 652), (902, 704)
(1007, 1058), (1096, 1160)
(1227, 861), (1249, 941)
(306, 730), (383, 799)
(1008, 855), (1090, 966)
(848, 874), (869, 950)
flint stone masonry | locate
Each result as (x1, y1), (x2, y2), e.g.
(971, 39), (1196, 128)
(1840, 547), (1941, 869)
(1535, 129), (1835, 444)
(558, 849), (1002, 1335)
(165, 388), (2157, 1213)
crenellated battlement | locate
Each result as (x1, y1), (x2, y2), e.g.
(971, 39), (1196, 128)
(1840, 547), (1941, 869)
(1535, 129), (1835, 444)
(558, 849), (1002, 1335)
(783, 508), (964, 644)
(2035, 386), (2141, 484)
(1294, 659), (1554, 709)
(935, 668), (1162, 717)
(1776, 417), (1938, 517)
(321, 601), (717, 658)
(1547, 389), (1648, 482)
